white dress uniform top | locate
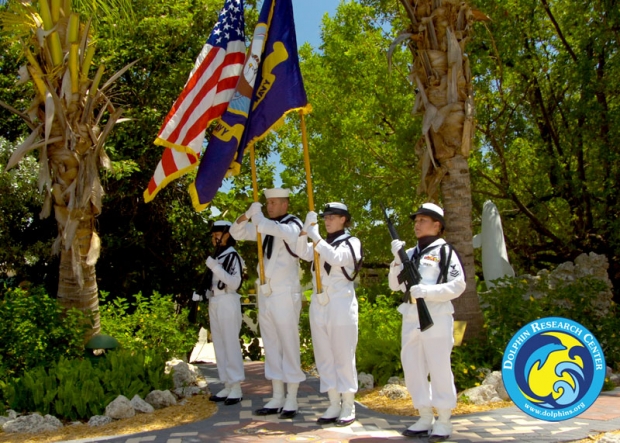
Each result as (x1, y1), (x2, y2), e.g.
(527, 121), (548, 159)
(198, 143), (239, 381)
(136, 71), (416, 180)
(208, 245), (246, 388)
(388, 237), (466, 411)
(296, 231), (362, 394)
(229, 208), (306, 385)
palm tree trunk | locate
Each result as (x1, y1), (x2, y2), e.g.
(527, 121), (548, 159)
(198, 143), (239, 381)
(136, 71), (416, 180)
(441, 155), (483, 340)
(398, 0), (488, 340)
(57, 219), (101, 341)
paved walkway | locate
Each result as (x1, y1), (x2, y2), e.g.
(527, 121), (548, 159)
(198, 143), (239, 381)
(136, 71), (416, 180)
(73, 361), (620, 443)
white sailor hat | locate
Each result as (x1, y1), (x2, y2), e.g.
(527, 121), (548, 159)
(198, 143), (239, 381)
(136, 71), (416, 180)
(320, 202), (351, 220)
(210, 220), (232, 233)
(410, 202), (445, 227)
(263, 188), (291, 199)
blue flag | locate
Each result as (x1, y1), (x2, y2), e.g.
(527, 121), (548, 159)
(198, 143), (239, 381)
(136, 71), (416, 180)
(189, 0), (310, 211)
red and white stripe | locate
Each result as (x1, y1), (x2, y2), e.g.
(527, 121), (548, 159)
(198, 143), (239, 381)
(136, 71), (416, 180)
(144, 0), (245, 202)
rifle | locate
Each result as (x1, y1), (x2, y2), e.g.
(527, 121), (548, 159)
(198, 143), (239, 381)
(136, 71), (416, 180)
(381, 205), (434, 332)
(197, 225), (230, 297)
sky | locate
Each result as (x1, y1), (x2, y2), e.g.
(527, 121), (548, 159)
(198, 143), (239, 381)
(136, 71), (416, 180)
(292, 0), (339, 48)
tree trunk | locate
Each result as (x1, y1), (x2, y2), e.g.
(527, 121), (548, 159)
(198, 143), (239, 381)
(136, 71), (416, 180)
(57, 219), (101, 341)
(399, 0), (488, 340)
(441, 155), (483, 340)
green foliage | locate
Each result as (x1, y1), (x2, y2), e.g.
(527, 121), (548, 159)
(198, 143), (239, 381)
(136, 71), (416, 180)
(481, 275), (620, 370)
(451, 338), (493, 391)
(0, 138), (56, 289)
(356, 290), (403, 385)
(0, 285), (90, 379)
(7, 350), (172, 420)
(299, 290), (314, 369)
(99, 291), (198, 360)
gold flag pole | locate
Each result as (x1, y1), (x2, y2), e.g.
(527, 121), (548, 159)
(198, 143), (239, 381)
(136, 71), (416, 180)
(300, 111), (322, 293)
(250, 144), (266, 285)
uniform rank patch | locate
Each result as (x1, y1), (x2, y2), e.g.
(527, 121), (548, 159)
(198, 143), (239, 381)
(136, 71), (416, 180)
(449, 264), (460, 277)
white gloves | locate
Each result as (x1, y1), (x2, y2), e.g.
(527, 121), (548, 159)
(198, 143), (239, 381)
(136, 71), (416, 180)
(192, 292), (202, 302)
(391, 239), (406, 264)
(245, 202), (262, 219)
(410, 285), (427, 300)
(206, 256), (218, 270)
(303, 211), (318, 233)
(251, 210), (265, 225)
(307, 222), (321, 243)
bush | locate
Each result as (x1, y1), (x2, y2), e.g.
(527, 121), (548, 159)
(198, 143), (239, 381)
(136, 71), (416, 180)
(481, 275), (620, 371)
(0, 285), (90, 378)
(6, 349), (172, 420)
(451, 338), (493, 391)
(299, 290), (314, 369)
(356, 289), (403, 385)
(99, 291), (199, 360)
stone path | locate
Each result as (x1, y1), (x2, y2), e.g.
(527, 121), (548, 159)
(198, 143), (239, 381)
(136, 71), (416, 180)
(66, 361), (620, 443)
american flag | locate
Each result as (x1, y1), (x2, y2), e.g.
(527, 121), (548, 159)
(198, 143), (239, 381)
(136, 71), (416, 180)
(144, 0), (245, 203)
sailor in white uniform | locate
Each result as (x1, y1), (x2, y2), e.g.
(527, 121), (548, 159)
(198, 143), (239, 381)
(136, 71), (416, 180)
(297, 203), (363, 427)
(388, 203), (466, 441)
(200, 221), (246, 405)
(230, 188), (306, 419)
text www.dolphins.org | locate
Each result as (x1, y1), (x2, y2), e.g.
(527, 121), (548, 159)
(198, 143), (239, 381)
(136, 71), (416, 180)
(524, 402), (586, 419)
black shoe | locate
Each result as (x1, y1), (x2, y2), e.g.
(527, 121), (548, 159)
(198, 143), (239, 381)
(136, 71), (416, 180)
(224, 397), (242, 405)
(209, 395), (227, 402)
(428, 434), (449, 442)
(279, 409), (298, 419)
(402, 429), (430, 438)
(254, 407), (282, 416)
(335, 416), (355, 427)
(316, 416), (338, 425)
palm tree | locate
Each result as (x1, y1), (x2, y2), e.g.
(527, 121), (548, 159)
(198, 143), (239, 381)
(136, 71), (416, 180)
(1, 0), (133, 340)
(391, 0), (489, 339)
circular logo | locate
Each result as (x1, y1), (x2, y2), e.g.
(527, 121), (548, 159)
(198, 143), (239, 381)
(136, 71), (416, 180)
(502, 317), (605, 421)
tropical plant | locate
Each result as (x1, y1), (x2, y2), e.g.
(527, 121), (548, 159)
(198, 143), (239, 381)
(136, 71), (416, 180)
(99, 291), (198, 360)
(0, 0), (135, 338)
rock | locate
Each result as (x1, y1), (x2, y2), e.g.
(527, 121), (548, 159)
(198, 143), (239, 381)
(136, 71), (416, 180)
(7, 410), (18, 420)
(610, 373), (620, 386)
(131, 395), (155, 414)
(482, 371), (510, 401)
(387, 376), (406, 386)
(599, 434), (620, 443)
(379, 384), (409, 400)
(165, 358), (199, 388)
(173, 386), (203, 398)
(0, 417), (10, 427)
(522, 253), (614, 316)
(105, 395), (135, 419)
(460, 384), (503, 405)
(44, 414), (63, 429)
(358, 372), (374, 390)
(2, 413), (60, 433)
(145, 389), (177, 409)
(88, 415), (113, 427)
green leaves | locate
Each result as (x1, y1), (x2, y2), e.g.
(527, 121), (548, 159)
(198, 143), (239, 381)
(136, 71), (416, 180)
(0, 285), (89, 378)
(99, 291), (198, 361)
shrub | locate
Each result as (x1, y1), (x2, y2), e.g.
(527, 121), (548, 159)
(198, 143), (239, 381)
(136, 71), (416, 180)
(0, 285), (90, 378)
(6, 349), (173, 420)
(451, 338), (493, 391)
(481, 275), (620, 371)
(299, 290), (314, 369)
(99, 291), (198, 360)
(356, 289), (403, 385)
